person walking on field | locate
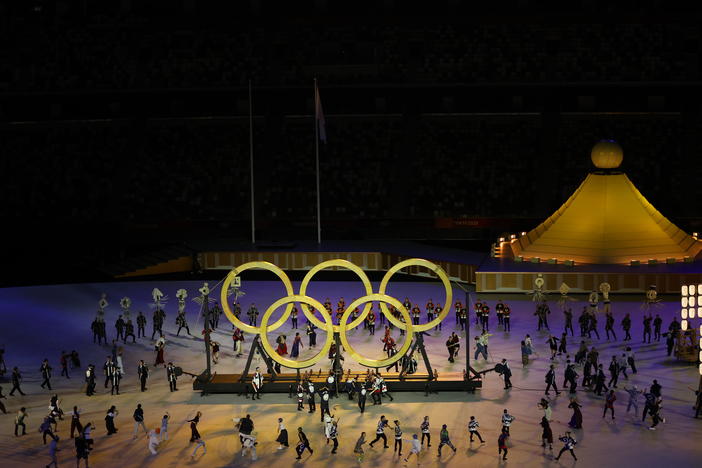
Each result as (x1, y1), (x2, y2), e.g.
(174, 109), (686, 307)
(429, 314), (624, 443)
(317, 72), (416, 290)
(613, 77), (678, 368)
(438, 424), (457, 457)
(468, 416), (485, 443)
(369, 415), (390, 449)
(603, 389), (617, 420)
(555, 431), (578, 461)
(498, 429), (509, 460)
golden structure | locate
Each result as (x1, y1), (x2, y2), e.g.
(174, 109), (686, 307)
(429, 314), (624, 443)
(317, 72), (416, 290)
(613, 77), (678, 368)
(511, 141), (702, 264)
(220, 258), (451, 369)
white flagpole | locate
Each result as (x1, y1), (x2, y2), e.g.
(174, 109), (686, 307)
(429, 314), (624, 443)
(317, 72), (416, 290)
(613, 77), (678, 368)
(314, 78), (322, 244)
(249, 79), (256, 244)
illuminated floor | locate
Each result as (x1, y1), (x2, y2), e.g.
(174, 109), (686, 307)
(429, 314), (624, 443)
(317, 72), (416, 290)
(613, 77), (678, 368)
(0, 280), (699, 467)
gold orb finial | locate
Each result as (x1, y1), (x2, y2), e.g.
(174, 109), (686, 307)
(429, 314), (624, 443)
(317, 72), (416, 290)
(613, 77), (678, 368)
(591, 140), (623, 169)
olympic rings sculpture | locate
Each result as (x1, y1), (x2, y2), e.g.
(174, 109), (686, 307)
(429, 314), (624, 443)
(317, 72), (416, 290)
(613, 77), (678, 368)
(220, 258), (452, 369)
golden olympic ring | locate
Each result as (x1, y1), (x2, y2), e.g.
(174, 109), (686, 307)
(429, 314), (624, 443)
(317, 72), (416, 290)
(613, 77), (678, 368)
(339, 294), (414, 368)
(220, 261), (295, 335)
(378, 258), (452, 332)
(298, 259), (374, 333)
(221, 258), (452, 369)
(259, 295), (334, 369)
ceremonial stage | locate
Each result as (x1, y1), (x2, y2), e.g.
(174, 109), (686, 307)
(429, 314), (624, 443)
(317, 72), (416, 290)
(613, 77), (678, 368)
(195, 372), (480, 394)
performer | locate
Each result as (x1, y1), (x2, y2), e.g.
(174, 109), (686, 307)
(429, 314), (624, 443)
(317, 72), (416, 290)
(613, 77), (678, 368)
(295, 427), (313, 459)
(109, 360), (121, 396)
(501, 359), (513, 389)
(563, 307), (574, 336)
(247, 303), (259, 326)
(624, 385), (642, 416)
(84, 364), (96, 396)
(447, 332), (460, 363)
(160, 412), (170, 441)
(240, 433), (258, 460)
(115, 315), (125, 342)
(358, 385), (367, 413)
(154, 335), (166, 367)
(135, 360), (148, 393)
(621, 313), (632, 341)
(251, 367), (263, 399)
(540, 416), (553, 450)
(188, 411), (202, 442)
(459, 307), (468, 331)
(554, 431), (578, 461)
(603, 389), (617, 419)
(354, 432), (367, 462)
(545, 364), (560, 396)
(546, 334), (559, 360)
(91, 317), (102, 344)
(501, 409), (515, 435)
(558, 332), (568, 355)
(403, 433), (421, 464)
(176, 311), (191, 336)
(503, 305), (511, 331)
(7, 366), (24, 396)
(165, 362), (177, 391)
(369, 415), (390, 449)
(607, 356), (620, 388)
(434, 303), (443, 331)
(407, 304), (419, 326)
(75, 432), (90, 465)
(392, 419), (403, 456)
(594, 364), (608, 396)
(136, 311), (147, 339)
(468, 415), (485, 443)
(82, 422), (95, 450)
(105, 405), (119, 435)
(495, 300), (505, 327)
(132, 403), (148, 438)
(14, 406), (28, 436)
(274, 335), (288, 373)
(306, 322), (317, 348)
(327, 416), (339, 454)
(420, 415), (431, 447)
(605, 310), (616, 340)
(291, 332), (303, 358)
(291, 306), (299, 329)
(40, 358), (53, 390)
(147, 427), (160, 455)
(307, 381), (316, 412)
(191, 436), (207, 458)
(276, 417), (289, 449)
(366, 308), (376, 335)
(232, 327), (244, 357)
(480, 303), (490, 330)
(320, 388), (331, 422)
(568, 398), (583, 428)
(653, 314), (663, 341)
(124, 319), (136, 343)
(426, 299), (435, 322)
(498, 429), (509, 460)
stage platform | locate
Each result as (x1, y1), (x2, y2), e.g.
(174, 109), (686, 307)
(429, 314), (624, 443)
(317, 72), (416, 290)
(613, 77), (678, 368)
(193, 371), (482, 394)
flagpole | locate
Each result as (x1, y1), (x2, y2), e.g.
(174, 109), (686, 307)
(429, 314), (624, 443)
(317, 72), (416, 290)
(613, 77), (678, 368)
(314, 78), (322, 244)
(249, 79), (256, 244)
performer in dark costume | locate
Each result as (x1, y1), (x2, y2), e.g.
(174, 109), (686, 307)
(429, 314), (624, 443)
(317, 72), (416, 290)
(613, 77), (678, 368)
(188, 412), (202, 442)
(105, 406), (118, 435)
(138, 360), (149, 392)
(40, 359), (53, 390)
(166, 362), (178, 392)
(9, 366), (25, 396)
(136, 311), (147, 338)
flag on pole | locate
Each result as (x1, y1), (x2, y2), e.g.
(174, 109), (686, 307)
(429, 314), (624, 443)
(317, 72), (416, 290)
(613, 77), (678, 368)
(315, 81), (327, 143)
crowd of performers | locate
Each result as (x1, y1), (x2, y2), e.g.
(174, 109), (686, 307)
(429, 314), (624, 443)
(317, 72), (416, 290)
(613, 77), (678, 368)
(1, 289), (702, 467)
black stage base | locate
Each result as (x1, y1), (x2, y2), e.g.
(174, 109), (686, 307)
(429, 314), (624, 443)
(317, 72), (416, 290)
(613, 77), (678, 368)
(193, 372), (482, 395)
